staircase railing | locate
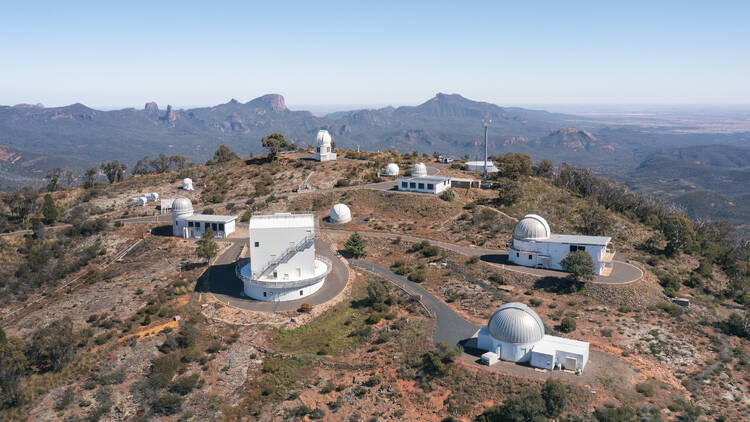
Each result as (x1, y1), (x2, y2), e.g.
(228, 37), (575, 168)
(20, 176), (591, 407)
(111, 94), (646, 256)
(254, 234), (315, 278)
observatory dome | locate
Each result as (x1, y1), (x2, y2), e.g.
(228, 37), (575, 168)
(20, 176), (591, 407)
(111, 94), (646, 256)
(182, 178), (194, 191)
(384, 163), (399, 176)
(513, 214), (551, 240)
(172, 196), (194, 218)
(412, 162), (427, 177)
(329, 203), (352, 224)
(316, 130), (332, 145)
(487, 302), (545, 344)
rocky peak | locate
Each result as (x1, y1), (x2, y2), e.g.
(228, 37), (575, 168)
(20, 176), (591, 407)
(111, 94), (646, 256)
(160, 105), (177, 123)
(144, 102), (159, 114)
(246, 94), (286, 112)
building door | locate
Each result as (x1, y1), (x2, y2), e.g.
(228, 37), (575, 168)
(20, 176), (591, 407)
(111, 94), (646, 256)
(563, 356), (578, 370)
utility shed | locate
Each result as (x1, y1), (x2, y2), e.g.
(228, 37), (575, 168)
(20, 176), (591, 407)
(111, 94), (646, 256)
(481, 351), (499, 366)
(530, 335), (589, 372)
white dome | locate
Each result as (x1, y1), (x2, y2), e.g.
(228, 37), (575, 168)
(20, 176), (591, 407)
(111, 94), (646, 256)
(513, 214), (551, 240)
(412, 162), (427, 177)
(488, 302), (545, 344)
(182, 178), (194, 191)
(172, 196), (194, 218)
(316, 130), (332, 145)
(329, 203), (352, 224)
(384, 163), (399, 176)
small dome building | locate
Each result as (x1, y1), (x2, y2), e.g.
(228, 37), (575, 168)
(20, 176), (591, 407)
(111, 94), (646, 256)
(411, 162), (428, 177)
(172, 196), (194, 219)
(329, 203), (352, 224)
(477, 302), (590, 372)
(182, 178), (194, 191)
(315, 130), (336, 162)
(508, 214), (615, 276)
(479, 303), (545, 362)
(384, 163), (400, 176)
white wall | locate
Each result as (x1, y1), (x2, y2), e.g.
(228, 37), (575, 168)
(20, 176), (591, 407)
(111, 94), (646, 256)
(173, 218), (235, 239)
(250, 224), (315, 278)
(243, 277), (324, 301)
(397, 178), (451, 194)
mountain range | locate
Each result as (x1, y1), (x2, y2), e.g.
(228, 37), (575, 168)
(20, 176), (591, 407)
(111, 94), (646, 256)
(1, 93), (749, 231)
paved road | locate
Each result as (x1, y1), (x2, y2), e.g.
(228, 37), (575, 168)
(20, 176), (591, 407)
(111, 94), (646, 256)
(323, 229), (643, 285)
(351, 260), (479, 346)
(203, 239), (349, 312)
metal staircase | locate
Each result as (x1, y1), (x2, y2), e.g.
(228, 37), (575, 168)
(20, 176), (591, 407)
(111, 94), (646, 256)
(255, 234), (316, 278)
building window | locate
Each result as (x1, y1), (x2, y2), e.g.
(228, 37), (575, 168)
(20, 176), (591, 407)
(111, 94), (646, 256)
(427, 183), (434, 190)
(528, 254), (533, 260)
(569, 245), (585, 252)
(273, 270), (277, 278)
(300, 290), (304, 296)
(516, 252), (519, 258)
(418, 183), (425, 189)
(219, 223), (225, 231)
(401, 182), (408, 188)
(254, 242), (259, 247)
(187, 221), (193, 227)
(410, 182), (416, 188)
(263, 292), (267, 297)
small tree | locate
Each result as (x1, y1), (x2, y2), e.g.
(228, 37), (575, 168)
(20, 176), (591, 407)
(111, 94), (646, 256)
(41, 193), (59, 224)
(83, 167), (98, 189)
(560, 250), (595, 282)
(100, 160), (127, 184)
(207, 145), (239, 165)
(261, 133), (295, 159)
(195, 227), (218, 263)
(532, 159), (555, 178)
(344, 232), (367, 258)
(661, 215), (695, 256)
(45, 168), (62, 191)
(496, 179), (522, 206)
(541, 378), (567, 418)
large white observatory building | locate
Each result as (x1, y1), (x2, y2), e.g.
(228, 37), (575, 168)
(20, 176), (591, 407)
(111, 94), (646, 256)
(315, 130), (337, 162)
(171, 196), (237, 239)
(237, 213), (331, 301)
(477, 302), (589, 372)
(509, 214), (614, 276)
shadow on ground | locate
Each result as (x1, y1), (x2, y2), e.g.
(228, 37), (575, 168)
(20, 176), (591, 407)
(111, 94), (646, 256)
(149, 225), (174, 237)
(194, 262), (243, 298)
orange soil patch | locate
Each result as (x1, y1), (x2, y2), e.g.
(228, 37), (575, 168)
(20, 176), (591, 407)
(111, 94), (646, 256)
(120, 320), (179, 342)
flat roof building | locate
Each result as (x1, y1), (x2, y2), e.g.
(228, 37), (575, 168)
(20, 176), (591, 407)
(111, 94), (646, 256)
(397, 175), (452, 194)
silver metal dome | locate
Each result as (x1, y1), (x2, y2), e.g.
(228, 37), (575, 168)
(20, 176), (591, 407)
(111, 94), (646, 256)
(487, 302), (545, 344)
(513, 214), (551, 240)
(172, 196), (194, 218)
(329, 203), (352, 224)
(384, 163), (399, 176)
(412, 162), (427, 177)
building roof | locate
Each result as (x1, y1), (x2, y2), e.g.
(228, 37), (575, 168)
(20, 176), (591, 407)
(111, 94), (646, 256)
(544, 234), (611, 246)
(172, 196), (194, 214)
(249, 212), (315, 230)
(182, 214), (237, 223)
(532, 335), (589, 356)
(487, 302), (545, 344)
(513, 214), (551, 240)
(399, 175), (452, 183)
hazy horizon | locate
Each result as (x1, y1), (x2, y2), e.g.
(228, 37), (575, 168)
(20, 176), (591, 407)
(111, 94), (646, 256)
(2, 1), (749, 108)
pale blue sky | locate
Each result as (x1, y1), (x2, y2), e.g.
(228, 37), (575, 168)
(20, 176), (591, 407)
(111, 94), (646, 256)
(1, 1), (748, 108)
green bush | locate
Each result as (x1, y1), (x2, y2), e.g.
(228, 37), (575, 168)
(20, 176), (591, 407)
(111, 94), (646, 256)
(153, 393), (183, 415)
(559, 317), (576, 333)
(529, 298), (543, 307)
(408, 270), (426, 283)
(636, 382), (655, 397)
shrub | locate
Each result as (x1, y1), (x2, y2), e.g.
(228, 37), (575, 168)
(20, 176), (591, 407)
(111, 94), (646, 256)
(601, 328), (613, 337)
(529, 298), (543, 307)
(559, 317), (576, 333)
(421, 245), (439, 258)
(153, 393), (183, 415)
(439, 189), (456, 202)
(366, 313), (382, 325)
(408, 270), (426, 283)
(299, 303), (314, 313)
(364, 375), (382, 387)
(636, 382), (655, 397)
(170, 374), (200, 395)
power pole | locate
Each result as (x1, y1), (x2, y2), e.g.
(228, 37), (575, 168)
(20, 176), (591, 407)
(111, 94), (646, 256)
(482, 118), (492, 181)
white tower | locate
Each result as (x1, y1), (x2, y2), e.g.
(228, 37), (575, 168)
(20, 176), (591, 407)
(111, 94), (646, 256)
(315, 130), (337, 162)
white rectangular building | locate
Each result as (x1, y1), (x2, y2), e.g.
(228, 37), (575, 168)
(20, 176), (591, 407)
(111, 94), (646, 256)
(397, 175), (452, 194)
(529, 335), (589, 372)
(249, 213), (316, 281)
(177, 214), (236, 239)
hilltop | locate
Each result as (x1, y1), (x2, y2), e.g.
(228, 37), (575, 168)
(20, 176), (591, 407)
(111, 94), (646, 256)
(1, 148), (749, 421)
